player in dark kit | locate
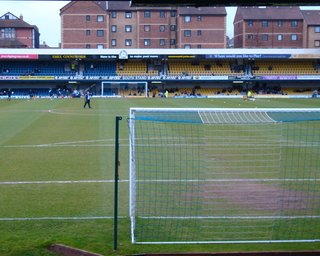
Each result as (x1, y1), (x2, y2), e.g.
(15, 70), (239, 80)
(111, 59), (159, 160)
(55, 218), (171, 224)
(83, 91), (92, 108)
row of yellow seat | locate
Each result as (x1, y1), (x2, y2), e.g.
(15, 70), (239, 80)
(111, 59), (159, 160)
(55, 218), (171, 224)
(252, 60), (318, 75)
(114, 60), (319, 76)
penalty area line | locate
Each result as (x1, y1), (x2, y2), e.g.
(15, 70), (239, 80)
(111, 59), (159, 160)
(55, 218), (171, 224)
(0, 180), (129, 185)
(0, 216), (127, 221)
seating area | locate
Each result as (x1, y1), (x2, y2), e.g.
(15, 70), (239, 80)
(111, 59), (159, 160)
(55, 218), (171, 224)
(116, 61), (149, 76)
(1, 59), (319, 79)
(251, 60), (319, 76)
(167, 60), (244, 76)
(0, 61), (77, 76)
(83, 62), (117, 76)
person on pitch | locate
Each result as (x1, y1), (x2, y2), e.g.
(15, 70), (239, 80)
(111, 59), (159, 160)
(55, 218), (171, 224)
(83, 91), (92, 108)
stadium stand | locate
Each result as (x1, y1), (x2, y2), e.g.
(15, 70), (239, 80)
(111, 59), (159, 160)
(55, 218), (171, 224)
(0, 49), (319, 98)
(0, 61), (77, 77)
(251, 60), (319, 76)
(167, 60), (245, 76)
(83, 62), (117, 76)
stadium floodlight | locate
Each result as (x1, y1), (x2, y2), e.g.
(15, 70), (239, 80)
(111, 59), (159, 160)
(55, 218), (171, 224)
(129, 108), (320, 244)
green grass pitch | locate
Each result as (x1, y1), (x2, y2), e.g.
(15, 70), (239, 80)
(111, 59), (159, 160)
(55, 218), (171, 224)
(0, 97), (320, 255)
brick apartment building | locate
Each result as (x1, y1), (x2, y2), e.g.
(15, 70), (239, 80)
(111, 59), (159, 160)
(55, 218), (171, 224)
(0, 12), (40, 48)
(234, 6), (304, 48)
(60, 1), (226, 49)
(301, 10), (320, 48)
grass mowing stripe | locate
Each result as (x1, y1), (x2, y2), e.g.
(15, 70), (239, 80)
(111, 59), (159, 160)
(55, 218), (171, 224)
(0, 180), (129, 185)
(0, 216), (126, 221)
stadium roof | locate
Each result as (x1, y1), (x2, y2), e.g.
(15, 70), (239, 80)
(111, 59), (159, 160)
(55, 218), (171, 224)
(0, 48), (319, 57)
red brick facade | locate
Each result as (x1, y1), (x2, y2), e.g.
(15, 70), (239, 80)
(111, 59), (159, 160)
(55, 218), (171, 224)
(60, 1), (226, 49)
(301, 10), (320, 48)
(0, 12), (39, 48)
(234, 7), (304, 49)
(61, 1), (108, 48)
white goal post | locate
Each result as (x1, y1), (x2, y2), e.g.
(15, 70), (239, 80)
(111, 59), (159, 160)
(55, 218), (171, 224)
(129, 108), (320, 244)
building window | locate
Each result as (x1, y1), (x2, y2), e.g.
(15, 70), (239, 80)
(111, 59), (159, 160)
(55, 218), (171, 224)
(315, 26), (320, 33)
(184, 44), (191, 49)
(97, 15), (104, 22)
(315, 40), (320, 47)
(97, 30), (104, 37)
(159, 25), (165, 32)
(86, 15), (90, 21)
(247, 20), (253, 27)
(277, 20), (283, 27)
(97, 44), (104, 49)
(144, 11), (151, 18)
(159, 39), (165, 46)
(170, 10), (176, 17)
(197, 15), (202, 21)
(125, 11), (132, 19)
(277, 34), (283, 41)
(184, 30), (191, 37)
(291, 20), (298, 27)
(291, 34), (298, 41)
(197, 30), (202, 36)
(261, 34), (268, 41)
(144, 39), (151, 46)
(111, 39), (117, 46)
(170, 25), (176, 31)
(248, 34), (254, 40)
(125, 25), (132, 32)
(262, 20), (268, 27)
(144, 25), (151, 32)
(86, 44), (91, 49)
(111, 11), (117, 18)
(86, 30), (91, 36)
(125, 39), (132, 46)
(160, 11), (165, 18)
(197, 44), (201, 48)
(170, 39), (176, 45)
(184, 16), (191, 23)
(1, 28), (15, 39)
(111, 25), (117, 32)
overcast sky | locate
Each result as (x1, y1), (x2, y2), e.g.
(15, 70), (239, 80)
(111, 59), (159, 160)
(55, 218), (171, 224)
(0, 1), (319, 47)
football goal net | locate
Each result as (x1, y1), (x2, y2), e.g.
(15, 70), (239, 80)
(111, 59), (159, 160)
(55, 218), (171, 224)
(101, 81), (147, 97)
(128, 108), (320, 244)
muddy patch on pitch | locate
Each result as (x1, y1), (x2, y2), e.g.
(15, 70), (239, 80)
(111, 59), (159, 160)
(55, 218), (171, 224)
(200, 181), (309, 212)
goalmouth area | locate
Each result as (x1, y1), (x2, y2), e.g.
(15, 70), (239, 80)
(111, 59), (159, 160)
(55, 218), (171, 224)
(129, 108), (320, 244)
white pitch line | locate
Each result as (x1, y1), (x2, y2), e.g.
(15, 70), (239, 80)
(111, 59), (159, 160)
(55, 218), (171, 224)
(1, 138), (129, 148)
(1, 144), (127, 148)
(139, 215), (320, 220)
(1, 178), (319, 186)
(0, 216), (126, 221)
(0, 180), (129, 185)
(0, 179), (320, 185)
(48, 109), (128, 117)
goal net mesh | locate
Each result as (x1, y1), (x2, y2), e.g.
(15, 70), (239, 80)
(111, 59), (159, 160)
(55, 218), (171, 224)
(129, 108), (320, 244)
